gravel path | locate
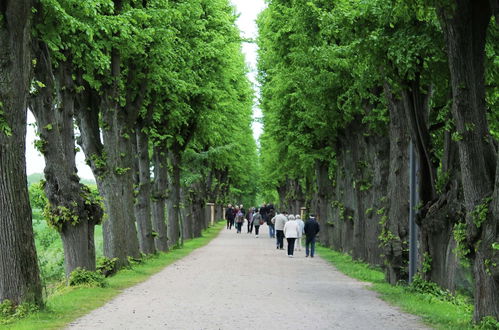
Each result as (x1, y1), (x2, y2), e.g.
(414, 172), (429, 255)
(68, 224), (429, 330)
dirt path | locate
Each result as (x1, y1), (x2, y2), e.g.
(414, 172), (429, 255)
(68, 224), (429, 330)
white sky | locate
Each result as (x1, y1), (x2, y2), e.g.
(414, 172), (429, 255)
(26, 0), (266, 180)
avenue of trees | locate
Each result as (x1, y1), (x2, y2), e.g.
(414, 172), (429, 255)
(258, 0), (498, 323)
(1, 0), (257, 307)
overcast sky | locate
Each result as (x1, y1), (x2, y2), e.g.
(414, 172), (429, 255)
(26, 0), (266, 180)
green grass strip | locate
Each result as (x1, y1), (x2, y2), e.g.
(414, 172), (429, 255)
(4, 221), (225, 330)
(316, 245), (474, 330)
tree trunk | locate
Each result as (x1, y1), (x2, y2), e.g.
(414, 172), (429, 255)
(383, 85), (411, 284)
(168, 144), (182, 247)
(151, 146), (169, 251)
(401, 77), (437, 204)
(0, 0), (43, 306)
(30, 48), (103, 277)
(417, 129), (464, 291)
(76, 88), (140, 267)
(438, 0), (499, 321)
(133, 126), (155, 254)
(100, 127), (141, 261)
(182, 188), (193, 240)
(0, 0), (41, 300)
(315, 160), (333, 247)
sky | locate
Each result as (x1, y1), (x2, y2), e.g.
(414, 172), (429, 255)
(26, 0), (266, 180)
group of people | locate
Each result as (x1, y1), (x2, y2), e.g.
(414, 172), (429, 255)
(225, 203), (320, 258)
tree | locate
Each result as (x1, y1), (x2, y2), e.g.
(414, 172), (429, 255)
(29, 40), (104, 277)
(435, 0), (499, 321)
(0, 0), (43, 306)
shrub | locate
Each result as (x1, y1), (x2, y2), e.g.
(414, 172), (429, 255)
(0, 300), (39, 325)
(96, 257), (118, 277)
(475, 316), (499, 330)
(0, 300), (14, 318)
(68, 268), (107, 288)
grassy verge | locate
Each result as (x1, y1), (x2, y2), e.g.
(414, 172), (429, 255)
(4, 221), (225, 330)
(316, 245), (475, 330)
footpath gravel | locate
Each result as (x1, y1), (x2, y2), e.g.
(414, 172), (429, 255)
(68, 224), (429, 330)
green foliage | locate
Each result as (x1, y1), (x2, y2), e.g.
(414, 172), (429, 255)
(68, 268), (107, 288)
(0, 300), (14, 318)
(472, 196), (492, 229)
(28, 181), (48, 210)
(0, 101), (13, 137)
(33, 138), (48, 154)
(331, 200), (344, 218)
(435, 169), (450, 194)
(96, 257), (118, 277)
(89, 153), (106, 170)
(453, 222), (471, 266)
(0, 300), (39, 325)
(408, 275), (472, 311)
(43, 204), (79, 231)
(114, 167), (130, 175)
(475, 316), (499, 330)
(421, 252), (432, 273)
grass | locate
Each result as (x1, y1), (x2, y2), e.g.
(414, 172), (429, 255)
(316, 245), (475, 330)
(3, 221), (225, 330)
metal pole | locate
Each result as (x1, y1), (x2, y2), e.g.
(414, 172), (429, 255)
(409, 142), (418, 283)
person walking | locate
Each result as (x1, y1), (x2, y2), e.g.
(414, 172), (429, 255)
(252, 208), (262, 238)
(295, 215), (304, 251)
(235, 207), (244, 234)
(283, 215), (300, 257)
(246, 207), (254, 234)
(304, 214), (320, 258)
(267, 207), (276, 238)
(225, 204), (234, 230)
(273, 211), (288, 250)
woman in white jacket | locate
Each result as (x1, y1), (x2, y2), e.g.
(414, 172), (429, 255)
(283, 215), (300, 257)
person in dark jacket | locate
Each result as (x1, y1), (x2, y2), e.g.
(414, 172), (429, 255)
(225, 204), (235, 230)
(304, 214), (320, 257)
(266, 206), (276, 238)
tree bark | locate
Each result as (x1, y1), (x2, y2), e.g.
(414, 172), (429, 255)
(315, 160), (333, 247)
(0, 0), (43, 306)
(383, 85), (411, 284)
(168, 143), (182, 247)
(76, 87), (140, 267)
(151, 146), (169, 251)
(438, 0), (499, 321)
(133, 125), (155, 254)
(401, 77), (437, 204)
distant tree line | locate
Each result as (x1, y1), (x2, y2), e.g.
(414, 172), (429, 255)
(0, 0), (257, 308)
(257, 0), (498, 323)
